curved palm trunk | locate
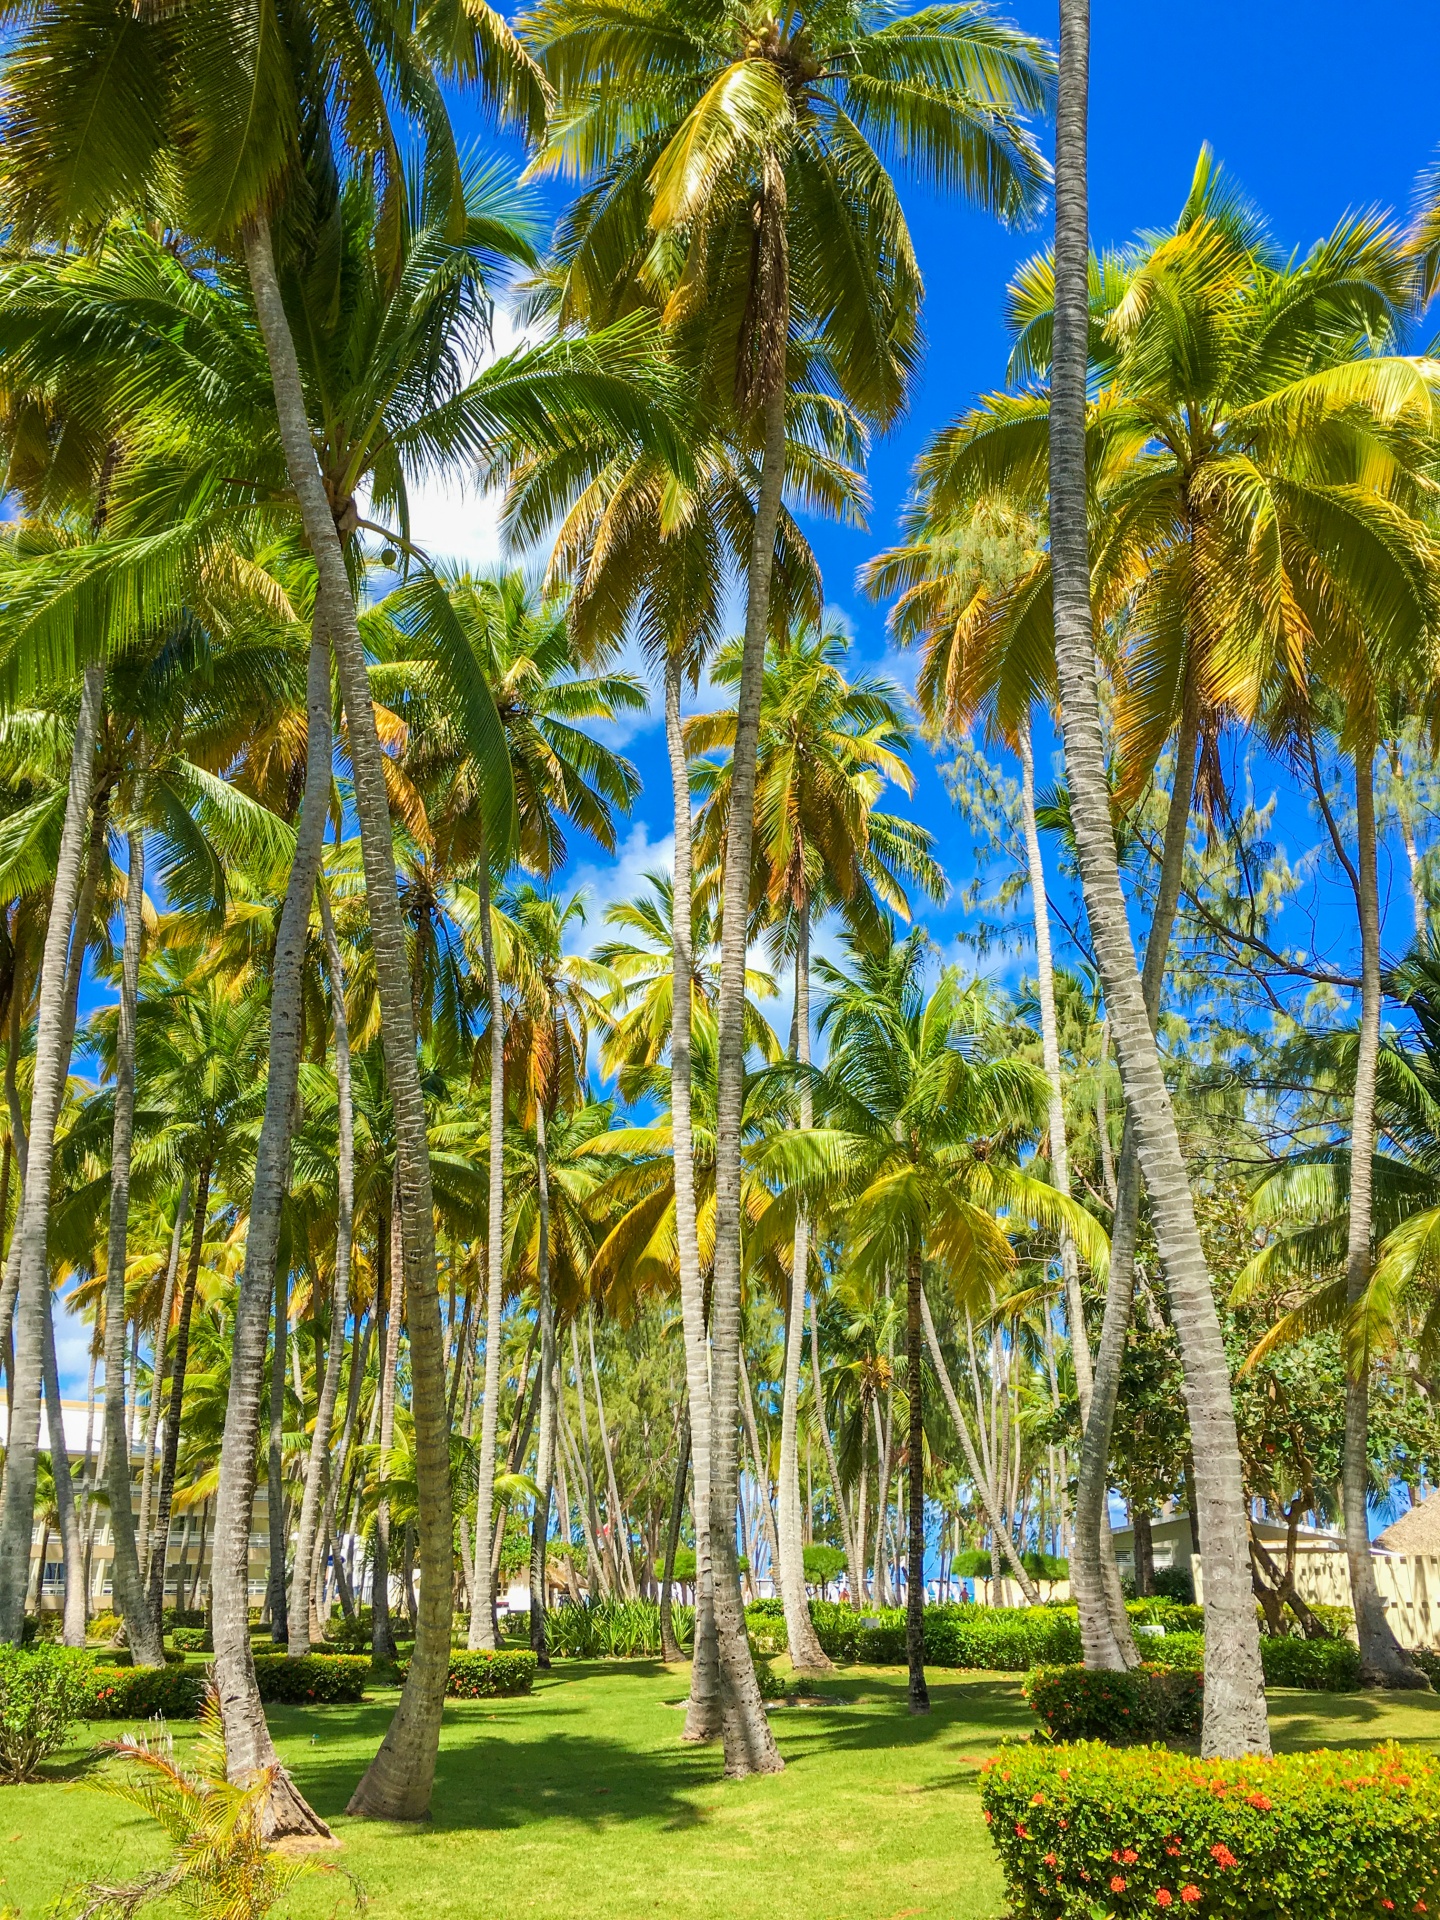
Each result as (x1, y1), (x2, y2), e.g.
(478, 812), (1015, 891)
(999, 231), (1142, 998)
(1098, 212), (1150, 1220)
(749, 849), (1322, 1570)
(468, 850), (507, 1652)
(242, 215), (450, 1820)
(779, 901), (832, 1672)
(1343, 746), (1422, 1683)
(905, 1251), (930, 1713)
(1049, 1), (1268, 1757)
(289, 887), (355, 1656)
(104, 829), (165, 1666)
(267, 1269), (290, 1644)
(40, 1285), (85, 1644)
(663, 652), (722, 1739)
(0, 662), (102, 1643)
(708, 374), (788, 1778)
(372, 1199), (401, 1666)
(660, 1402), (690, 1663)
(529, 1104), (556, 1668)
(146, 1164), (211, 1629)
(808, 1292), (862, 1610)
(139, 1179), (189, 1582)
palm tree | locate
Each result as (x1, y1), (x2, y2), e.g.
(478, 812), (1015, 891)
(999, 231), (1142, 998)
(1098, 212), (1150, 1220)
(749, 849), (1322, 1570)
(761, 932), (1105, 1710)
(688, 621), (942, 1671)
(524, 0), (1052, 1773)
(1045, 0), (1269, 1756)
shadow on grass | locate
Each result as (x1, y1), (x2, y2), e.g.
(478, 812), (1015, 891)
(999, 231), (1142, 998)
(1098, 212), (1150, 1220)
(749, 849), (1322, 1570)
(1270, 1687), (1440, 1751)
(767, 1673), (1031, 1771)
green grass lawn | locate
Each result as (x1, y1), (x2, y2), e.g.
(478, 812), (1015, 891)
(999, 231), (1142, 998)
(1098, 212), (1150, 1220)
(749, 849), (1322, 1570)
(9, 1663), (1440, 1920)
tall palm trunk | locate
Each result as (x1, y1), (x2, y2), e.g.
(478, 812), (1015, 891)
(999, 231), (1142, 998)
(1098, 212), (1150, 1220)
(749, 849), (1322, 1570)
(1048, 0), (1268, 1757)
(208, 595), (332, 1836)
(659, 1402), (690, 1663)
(588, 1310), (634, 1597)
(289, 888), (355, 1655)
(104, 829), (164, 1665)
(0, 662), (102, 1642)
(139, 1180), (189, 1581)
(1342, 745), (1422, 1683)
(808, 1292), (862, 1610)
(529, 1103), (556, 1668)
(242, 215), (451, 1821)
(917, 1290), (1039, 1602)
(904, 1250), (930, 1713)
(779, 900), (832, 1671)
(663, 651), (722, 1738)
(373, 1199), (401, 1666)
(267, 1268), (290, 1643)
(709, 371), (788, 1777)
(146, 1165), (211, 1629)
(469, 848), (507, 1651)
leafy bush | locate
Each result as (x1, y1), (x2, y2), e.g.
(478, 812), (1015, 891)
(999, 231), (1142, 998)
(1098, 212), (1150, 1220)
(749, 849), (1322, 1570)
(1152, 1563), (1196, 1604)
(803, 1545), (848, 1589)
(162, 1608), (206, 1631)
(84, 1662), (207, 1720)
(169, 1627), (212, 1653)
(86, 1612), (124, 1645)
(443, 1651), (537, 1698)
(1022, 1552), (1070, 1584)
(1138, 1630), (1206, 1670)
(1025, 1663), (1204, 1742)
(0, 1645), (91, 1781)
(543, 1598), (694, 1659)
(1261, 1634), (1362, 1691)
(842, 1604), (1084, 1671)
(1127, 1599), (1206, 1633)
(250, 1654), (369, 1704)
(21, 1613), (60, 1643)
(981, 1738), (1440, 1918)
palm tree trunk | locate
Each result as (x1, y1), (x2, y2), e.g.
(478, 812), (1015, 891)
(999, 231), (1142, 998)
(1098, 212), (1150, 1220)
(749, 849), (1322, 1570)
(663, 650), (722, 1738)
(587, 1309), (634, 1597)
(709, 372), (789, 1777)
(660, 1403), (689, 1663)
(738, 1344), (781, 1585)
(1342, 745), (1422, 1683)
(807, 1291), (861, 1610)
(529, 1103), (556, 1668)
(267, 1268), (290, 1645)
(468, 847), (507, 1651)
(918, 1289), (1039, 1602)
(288, 888), (355, 1656)
(0, 662), (102, 1643)
(1048, 0), (1268, 1757)
(146, 1164), (211, 1630)
(40, 1282), (85, 1644)
(139, 1178), (189, 1582)
(242, 214), (451, 1820)
(570, 1321), (607, 1597)
(207, 588), (333, 1835)
(779, 900), (832, 1670)
(905, 1251), (930, 1712)
(104, 827), (164, 1666)
(373, 1198), (401, 1665)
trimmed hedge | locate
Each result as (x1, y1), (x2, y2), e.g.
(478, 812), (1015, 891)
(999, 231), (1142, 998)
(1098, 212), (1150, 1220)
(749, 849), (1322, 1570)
(1025, 1664), (1204, 1742)
(794, 1603), (1084, 1671)
(251, 1654), (369, 1704)
(169, 1627), (212, 1653)
(443, 1651), (537, 1699)
(1261, 1634), (1362, 1692)
(83, 1662), (206, 1720)
(981, 1738), (1440, 1918)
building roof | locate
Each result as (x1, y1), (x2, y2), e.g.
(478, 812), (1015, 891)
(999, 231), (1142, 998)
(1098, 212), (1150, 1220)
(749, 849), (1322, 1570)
(1376, 1490), (1440, 1555)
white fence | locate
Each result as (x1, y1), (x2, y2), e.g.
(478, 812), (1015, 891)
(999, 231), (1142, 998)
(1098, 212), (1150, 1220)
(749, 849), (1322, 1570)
(1196, 1548), (1440, 1649)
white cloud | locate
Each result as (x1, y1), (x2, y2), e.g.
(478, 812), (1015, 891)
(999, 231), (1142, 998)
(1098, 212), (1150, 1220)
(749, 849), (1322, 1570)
(563, 820), (677, 951)
(54, 1285), (95, 1400)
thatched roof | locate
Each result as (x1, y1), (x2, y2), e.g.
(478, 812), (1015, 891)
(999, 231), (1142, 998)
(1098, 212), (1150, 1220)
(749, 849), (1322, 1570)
(1376, 1490), (1440, 1554)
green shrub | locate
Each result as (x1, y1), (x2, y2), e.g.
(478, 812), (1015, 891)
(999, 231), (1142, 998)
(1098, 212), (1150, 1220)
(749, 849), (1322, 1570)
(21, 1614), (61, 1643)
(1024, 1663), (1204, 1742)
(1261, 1634), (1362, 1691)
(84, 1662), (206, 1720)
(1127, 1599), (1205, 1633)
(543, 1598), (694, 1659)
(1138, 1630), (1205, 1670)
(803, 1545), (848, 1588)
(250, 1654), (369, 1704)
(442, 1651), (537, 1698)
(169, 1627), (212, 1653)
(843, 1604), (1083, 1671)
(1022, 1551), (1070, 1584)
(86, 1612), (124, 1645)
(1152, 1563), (1195, 1604)
(161, 1608), (206, 1631)
(0, 1645), (92, 1781)
(981, 1738), (1440, 1917)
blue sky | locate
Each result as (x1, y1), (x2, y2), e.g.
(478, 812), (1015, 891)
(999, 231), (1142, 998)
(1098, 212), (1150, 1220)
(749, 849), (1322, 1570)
(421, 0), (1440, 999)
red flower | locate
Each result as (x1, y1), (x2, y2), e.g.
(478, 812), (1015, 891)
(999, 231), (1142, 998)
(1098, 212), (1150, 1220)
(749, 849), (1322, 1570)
(1246, 1793), (1272, 1811)
(983, 1812), (992, 1825)
(1156, 1895), (1173, 1910)
(1111, 1876), (1127, 1894)
(1166, 1846), (1182, 1859)
(1043, 1854), (1058, 1869)
(1210, 1844), (1238, 1870)
(1122, 1850), (1139, 1865)
(1015, 1824), (1029, 1839)
(1180, 1890), (1202, 1906)
(1059, 1817), (1069, 1831)
(1031, 1793), (1046, 1807)
(1382, 1904), (1394, 1913)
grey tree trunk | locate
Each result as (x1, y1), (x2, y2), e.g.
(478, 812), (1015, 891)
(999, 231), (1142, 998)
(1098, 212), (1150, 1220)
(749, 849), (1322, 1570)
(146, 1165), (211, 1629)
(1048, 0), (1269, 1757)
(41, 1284), (86, 1644)
(468, 849), (507, 1651)
(904, 1251), (930, 1713)
(587, 1310), (635, 1597)
(808, 1291), (862, 1610)
(372, 1199), (401, 1666)
(1342, 747), (1423, 1684)
(242, 215), (451, 1820)
(104, 828), (164, 1665)
(708, 378), (788, 1777)
(663, 652), (722, 1737)
(0, 662), (102, 1642)
(660, 1404), (689, 1663)
(779, 902), (832, 1671)
(289, 887), (355, 1655)
(139, 1177), (189, 1581)
(529, 1102), (556, 1667)
(207, 591), (332, 1834)
(267, 1268), (290, 1645)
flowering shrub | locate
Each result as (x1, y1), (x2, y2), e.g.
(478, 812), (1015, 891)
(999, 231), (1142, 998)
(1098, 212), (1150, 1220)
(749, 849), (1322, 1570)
(251, 1654), (369, 1704)
(981, 1739), (1440, 1918)
(1025, 1665), (1203, 1742)
(84, 1662), (206, 1720)
(169, 1627), (212, 1653)
(0, 1646), (91, 1781)
(442, 1651), (537, 1699)
(823, 1604), (1083, 1670)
